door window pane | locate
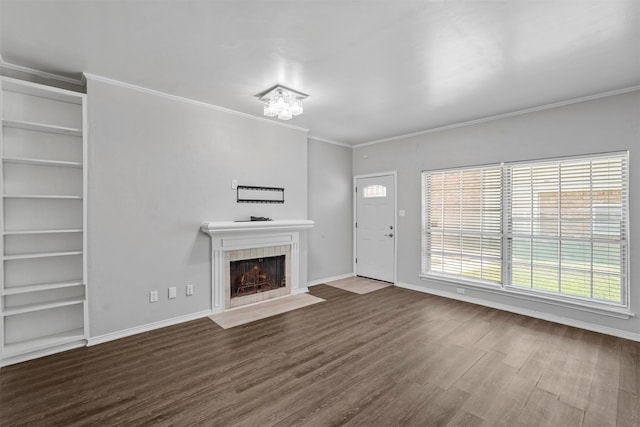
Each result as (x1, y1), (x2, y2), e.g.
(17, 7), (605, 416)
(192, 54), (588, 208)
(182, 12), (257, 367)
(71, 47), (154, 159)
(363, 185), (386, 198)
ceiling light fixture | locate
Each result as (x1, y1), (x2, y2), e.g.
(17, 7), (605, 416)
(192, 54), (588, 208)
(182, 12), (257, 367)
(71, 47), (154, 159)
(257, 85), (309, 121)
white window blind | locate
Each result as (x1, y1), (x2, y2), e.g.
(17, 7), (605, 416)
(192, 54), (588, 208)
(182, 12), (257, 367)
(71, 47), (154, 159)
(505, 154), (628, 305)
(422, 166), (503, 283)
(421, 152), (629, 309)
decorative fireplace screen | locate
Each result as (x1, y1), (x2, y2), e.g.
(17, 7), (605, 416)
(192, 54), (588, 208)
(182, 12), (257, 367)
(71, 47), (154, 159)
(229, 255), (286, 298)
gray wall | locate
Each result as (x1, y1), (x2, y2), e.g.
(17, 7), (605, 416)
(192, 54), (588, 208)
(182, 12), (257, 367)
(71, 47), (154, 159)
(307, 138), (353, 282)
(353, 91), (640, 336)
(87, 77), (308, 337)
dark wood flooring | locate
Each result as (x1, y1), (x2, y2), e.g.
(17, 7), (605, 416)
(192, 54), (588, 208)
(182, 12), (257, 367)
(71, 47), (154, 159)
(1, 284), (639, 426)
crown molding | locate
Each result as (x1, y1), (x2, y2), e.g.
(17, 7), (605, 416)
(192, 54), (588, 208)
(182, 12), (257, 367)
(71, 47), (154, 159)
(308, 135), (352, 148)
(354, 85), (640, 149)
(0, 56), (85, 86)
(84, 73), (310, 134)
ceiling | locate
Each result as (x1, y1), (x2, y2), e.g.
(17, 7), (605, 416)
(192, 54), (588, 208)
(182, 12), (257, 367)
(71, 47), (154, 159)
(1, 1), (639, 146)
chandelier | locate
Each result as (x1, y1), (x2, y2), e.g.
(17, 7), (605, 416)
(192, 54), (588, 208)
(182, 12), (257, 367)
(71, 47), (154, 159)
(257, 85), (309, 121)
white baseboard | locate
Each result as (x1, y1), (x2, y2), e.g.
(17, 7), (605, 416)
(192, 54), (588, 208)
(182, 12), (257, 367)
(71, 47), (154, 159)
(1, 341), (86, 368)
(292, 287), (309, 295)
(395, 282), (640, 342)
(308, 272), (354, 287)
(87, 310), (212, 347)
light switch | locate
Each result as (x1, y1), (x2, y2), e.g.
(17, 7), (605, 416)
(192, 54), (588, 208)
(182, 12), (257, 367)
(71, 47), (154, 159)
(399, 210), (406, 217)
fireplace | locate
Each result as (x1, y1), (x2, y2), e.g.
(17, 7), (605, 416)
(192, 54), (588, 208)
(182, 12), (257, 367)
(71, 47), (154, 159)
(225, 245), (291, 308)
(200, 219), (314, 313)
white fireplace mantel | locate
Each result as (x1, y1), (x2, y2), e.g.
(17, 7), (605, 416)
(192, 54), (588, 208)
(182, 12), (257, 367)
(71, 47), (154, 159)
(200, 219), (314, 235)
(200, 219), (314, 313)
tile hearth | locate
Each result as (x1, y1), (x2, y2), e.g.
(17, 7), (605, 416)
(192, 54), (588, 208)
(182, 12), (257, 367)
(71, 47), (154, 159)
(208, 293), (325, 329)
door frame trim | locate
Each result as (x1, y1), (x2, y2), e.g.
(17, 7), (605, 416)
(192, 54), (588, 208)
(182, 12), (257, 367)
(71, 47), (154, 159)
(353, 171), (397, 284)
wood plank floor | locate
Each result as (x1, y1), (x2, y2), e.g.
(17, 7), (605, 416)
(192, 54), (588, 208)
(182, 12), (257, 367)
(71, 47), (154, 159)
(1, 284), (639, 426)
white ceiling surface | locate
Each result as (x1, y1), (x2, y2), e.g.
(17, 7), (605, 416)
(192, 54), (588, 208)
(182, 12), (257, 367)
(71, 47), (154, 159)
(1, 1), (639, 146)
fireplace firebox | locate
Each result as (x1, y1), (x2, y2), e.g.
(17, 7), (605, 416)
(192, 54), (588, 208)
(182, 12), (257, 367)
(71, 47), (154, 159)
(230, 255), (286, 298)
(224, 245), (291, 308)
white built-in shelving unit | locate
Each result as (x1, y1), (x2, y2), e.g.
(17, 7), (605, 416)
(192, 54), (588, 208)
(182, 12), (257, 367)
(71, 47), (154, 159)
(0, 76), (88, 366)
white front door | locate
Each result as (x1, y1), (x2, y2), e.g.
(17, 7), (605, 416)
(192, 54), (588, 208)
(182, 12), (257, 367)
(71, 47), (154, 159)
(355, 174), (395, 283)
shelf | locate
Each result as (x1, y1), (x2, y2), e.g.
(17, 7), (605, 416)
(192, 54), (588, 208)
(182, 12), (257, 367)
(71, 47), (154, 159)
(1, 76), (87, 365)
(2, 280), (84, 296)
(2, 157), (83, 168)
(2, 297), (85, 316)
(3, 229), (83, 236)
(1, 77), (84, 105)
(2, 119), (82, 136)
(3, 250), (83, 261)
(3, 195), (82, 200)
(2, 328), (85, 357)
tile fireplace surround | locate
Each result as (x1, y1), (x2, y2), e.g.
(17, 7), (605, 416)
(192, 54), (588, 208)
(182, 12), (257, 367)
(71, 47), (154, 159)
(200, 220), (314, 313)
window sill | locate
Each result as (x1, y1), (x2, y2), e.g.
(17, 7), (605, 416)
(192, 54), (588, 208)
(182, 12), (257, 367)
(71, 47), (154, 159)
(419, 273), (635, 320)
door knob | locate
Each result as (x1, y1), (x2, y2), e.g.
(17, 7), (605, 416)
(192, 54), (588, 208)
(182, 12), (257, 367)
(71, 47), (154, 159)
(385, 233), (394, 237)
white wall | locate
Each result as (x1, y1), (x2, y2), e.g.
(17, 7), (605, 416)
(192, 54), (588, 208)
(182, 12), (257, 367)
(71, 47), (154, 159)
(86, 77), (309, 337)
(307, 138), (353, 282)
(353, 91), (640, 338)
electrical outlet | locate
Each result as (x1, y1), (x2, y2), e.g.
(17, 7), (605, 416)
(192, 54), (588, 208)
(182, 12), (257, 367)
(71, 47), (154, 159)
(186, 284), (194, 296)
(149, 290), (158, 303)
(456, 288), (465, 295)
(168, 286), (177, 299)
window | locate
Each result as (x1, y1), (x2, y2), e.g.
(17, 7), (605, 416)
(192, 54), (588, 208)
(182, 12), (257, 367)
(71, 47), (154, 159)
(363, 185), (387, 198)
(422, 152), (629, 308)
(422, 166), (502, 283)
